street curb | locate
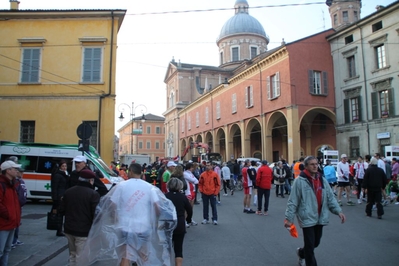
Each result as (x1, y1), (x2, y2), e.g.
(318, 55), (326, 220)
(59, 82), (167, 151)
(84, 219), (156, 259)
(33, 244), (68, 266)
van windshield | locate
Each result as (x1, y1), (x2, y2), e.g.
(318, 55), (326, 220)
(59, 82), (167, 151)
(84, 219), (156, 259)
(96, 158), (118, 177)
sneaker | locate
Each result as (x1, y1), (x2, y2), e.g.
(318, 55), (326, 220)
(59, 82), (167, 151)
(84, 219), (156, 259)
(338, 200), (342, 206)
(11, 244), (16, 249)
(395, 202), (399, 205)
(223, 193), (228, 196)
(383, 200), (388, 206)
(347, 201), (355, 206)
(247, 209), (256, 214)
(296, 248), (305, 266)
(15, 240), (24, 246)
(213, 220), (218, 225)
(201, 219), (209, 224)
(186, 222), (190, 228)
(362, 197), (367, 202)
(357, 199), (362, 204)
(243, 209), (248, 213)
(231, 190), (234, 195)
(190, 220), (198, 226)
(217, 201), (221, 205)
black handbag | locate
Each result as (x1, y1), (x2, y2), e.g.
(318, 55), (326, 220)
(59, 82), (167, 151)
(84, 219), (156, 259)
(46, 212), (62, 230)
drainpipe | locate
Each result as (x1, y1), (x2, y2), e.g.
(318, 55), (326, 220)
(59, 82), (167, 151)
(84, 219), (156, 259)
(359, 24), (370, 153)
(99, 11), (115, 154)
(257, 62), (265, 158)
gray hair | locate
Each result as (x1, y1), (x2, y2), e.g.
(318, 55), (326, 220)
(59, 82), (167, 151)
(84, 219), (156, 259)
(167, 177), (183, 192)
(78, 177), (92, 183)
(304, 156), (317, 166)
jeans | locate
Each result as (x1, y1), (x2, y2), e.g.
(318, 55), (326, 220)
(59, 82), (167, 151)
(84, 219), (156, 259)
(65, 233), (88, 266)
(202, 193), (218, 221)
(257, 188), (270, 212)
(284, 179), (291, 193)
(298, 225), (324, 266)
(0, 229), (15, 266)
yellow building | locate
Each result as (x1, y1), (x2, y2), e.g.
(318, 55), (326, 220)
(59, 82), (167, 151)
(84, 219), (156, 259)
(0, 3), (126, 164)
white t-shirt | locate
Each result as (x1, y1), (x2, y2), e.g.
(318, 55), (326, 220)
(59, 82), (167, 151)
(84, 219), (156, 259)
(337, 161), (350, 182)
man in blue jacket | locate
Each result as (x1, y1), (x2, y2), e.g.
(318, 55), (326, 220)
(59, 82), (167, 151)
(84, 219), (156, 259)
(285, 156), (346, 266)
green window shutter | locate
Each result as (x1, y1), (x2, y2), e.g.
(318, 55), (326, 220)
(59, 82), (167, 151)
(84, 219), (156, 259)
(308, 70), (313, 94)
(371, 92), (379, 119)
(83, 47), (102, 82)
(357, 96), (362, 121)
(344, 99), (350, 124)
(388, 89), (395, 116)
(322, 71), (328, 95)
(21, 48), (40, 82)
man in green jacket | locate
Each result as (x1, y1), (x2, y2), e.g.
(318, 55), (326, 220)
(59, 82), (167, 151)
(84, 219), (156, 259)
(284, 156), (346, 266)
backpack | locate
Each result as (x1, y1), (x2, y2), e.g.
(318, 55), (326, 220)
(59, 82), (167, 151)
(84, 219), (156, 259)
(247, 167), (257, 182)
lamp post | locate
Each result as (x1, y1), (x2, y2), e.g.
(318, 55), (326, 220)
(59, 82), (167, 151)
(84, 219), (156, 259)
(118, 102), (147, 154)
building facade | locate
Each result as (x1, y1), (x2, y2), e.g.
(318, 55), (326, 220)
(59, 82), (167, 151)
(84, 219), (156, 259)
(164, 0), (337, 164)
(0, 3), (125, 164)
(327, 1), (399, 158)
(118, 114), (165, 162)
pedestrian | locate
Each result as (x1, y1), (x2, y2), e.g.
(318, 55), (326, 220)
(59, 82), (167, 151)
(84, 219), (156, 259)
(192, 162), (200, 204)
(282, 159), (292, 195)
(0, 160), (22, 265)
(50, 159), (69, 237)
(68, 155), (108, 196)
(165, 178), (193, 266)
(221, 162), (232, 196)
(242, 160), (256, 213)
(285, 156), (346, 266)
(78, 163), (177, 266)
(162, 161), (177, 193)
(362, 157), (387, 219)
(336, 154), (355, 206)
(59, 169), (100, 266)
(255, 160), (273, 215)
(199, 162), (221, 225)
(7, 156), (27, 249)
(273, 161), (286, 198)
(293, 157), (304, 178)
(354, 156), (368, 204)
(183, 163), (199, 226)
(323, 160), (337, 192)
(213, 162), (222, 204)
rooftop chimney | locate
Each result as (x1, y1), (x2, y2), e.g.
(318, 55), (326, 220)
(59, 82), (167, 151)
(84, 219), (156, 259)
(10, 0), (20, 10)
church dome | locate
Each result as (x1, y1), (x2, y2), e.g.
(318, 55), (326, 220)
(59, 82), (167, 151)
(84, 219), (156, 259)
(217, 1), (268, 42)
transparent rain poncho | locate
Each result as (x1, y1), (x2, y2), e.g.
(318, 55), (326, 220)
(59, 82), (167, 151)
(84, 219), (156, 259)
(78, 179), (177, 266)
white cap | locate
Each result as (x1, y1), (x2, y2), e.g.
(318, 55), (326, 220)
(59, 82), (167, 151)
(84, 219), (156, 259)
(188, 160), (193, 163)
(1, 161), (22, 171)
(167, 161), (177, 167)
(73, 155), (87, 163)
(341, 154), (347, 158)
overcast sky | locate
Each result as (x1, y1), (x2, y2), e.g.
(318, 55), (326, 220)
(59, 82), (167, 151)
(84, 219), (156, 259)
(1, 0), (395, 134)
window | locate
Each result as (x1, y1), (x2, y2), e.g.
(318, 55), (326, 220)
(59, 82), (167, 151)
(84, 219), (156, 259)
(169, 91), (175, 108)
(196, 112), (199, 127)
(345, 35), (353, 44)
(308, 70), (328, 95)
(267, 72), (280, 100)
(139, 142), (143, 149)
(21, 48), (41, 83)
(156, 142), (160, 149)
(333, 14), (337, 26)
(205, 107), (209, 124)
(83, 121), (98, 149)
(188, 116), (191, 130)
(216, 102), (221, 119)
(371, 89), (394, 119)
(156, 127), (160, 134)
(181, 119), (185, 133)
(347, 56), (356, 78)
(146, 141), (151, 149)
(232, 93), (237, 113)
(220, 51), (224, 65)
(20, 121), (35, 142)
(349, 137), (360, 158)
(146, 126), (151, 134)
(375, 45), (386, 69)
(232, 47), (239, 61)
(344, 97), (362, 123)
(354, 11), (358, 21)
(372, 21), (383, 32)
(82, 47), (102, 82)
(343, 11), (348, 23)
(245, 86), (254, 108)
(250, 47), (258, 59)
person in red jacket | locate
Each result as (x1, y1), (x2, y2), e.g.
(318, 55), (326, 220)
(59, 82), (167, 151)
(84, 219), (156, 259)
(255, 160), (273, 215)
(198, 162), (221, 225)
(0, 161), (22, 265)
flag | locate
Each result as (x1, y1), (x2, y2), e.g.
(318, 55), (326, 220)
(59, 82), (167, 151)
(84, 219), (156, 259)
(172, 155), (179, 161)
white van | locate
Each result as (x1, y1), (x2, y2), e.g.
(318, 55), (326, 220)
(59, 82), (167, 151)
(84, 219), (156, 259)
(0, 141), (123, 201)
(237, 157), (261, 164)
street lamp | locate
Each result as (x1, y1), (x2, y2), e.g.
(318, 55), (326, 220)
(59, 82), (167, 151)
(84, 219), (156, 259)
(118, 102), (147, 154)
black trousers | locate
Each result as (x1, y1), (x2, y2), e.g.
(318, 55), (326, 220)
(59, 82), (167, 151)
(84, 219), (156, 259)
(365, 189), (384, 217)
(298, 225), (323, 266)
(257, 188), (270, 212)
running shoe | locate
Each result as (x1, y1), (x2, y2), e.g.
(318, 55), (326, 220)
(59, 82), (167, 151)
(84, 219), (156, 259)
(231, 190), (234, 195)
(186, 222), (190, 228)
(347, 201), (355, 206)
(15, 240), (24, 246)
(223, 193), (228, 196)
(201, 219), (209, 224)
(338, 200), (342, 206)
(190, 220), (198, 226)
(243, 209), (248, 213)
(247, 209), (256, 214)
(213, 220), (218, 225)
(296, 248), (305, 266)
(357, 199), (362, 204)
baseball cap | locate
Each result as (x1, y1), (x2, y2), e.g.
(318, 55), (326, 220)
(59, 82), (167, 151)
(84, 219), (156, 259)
(167, 161), (177, 167)
(1, 161), (22, 171)
(73, 155), (87, 163)
(341, 154), (347, 158)
(79, 169), (96, 179)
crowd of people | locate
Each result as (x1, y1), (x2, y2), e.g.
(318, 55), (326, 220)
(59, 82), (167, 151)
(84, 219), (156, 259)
(0, 151), (397, 266)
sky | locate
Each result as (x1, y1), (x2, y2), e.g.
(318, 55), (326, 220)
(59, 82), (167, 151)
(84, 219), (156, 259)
(1, 0), (395, 135)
